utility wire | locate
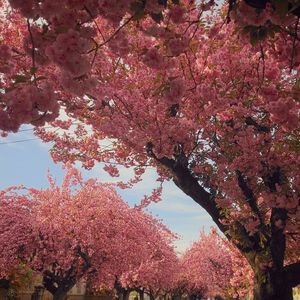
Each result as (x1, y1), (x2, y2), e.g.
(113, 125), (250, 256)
(0, 123), (85, 145)
(0, 137), (41, 145)
(0, 137), (153, 169)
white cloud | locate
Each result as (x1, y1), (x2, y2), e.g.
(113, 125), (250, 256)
(148, 200), (202, 214)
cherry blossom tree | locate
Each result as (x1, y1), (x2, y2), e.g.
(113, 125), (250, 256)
(99, 208), (178, 300)
(178, 229), (255, 299)
(1, 1), (300, 299)
(0, 167), (177, 300)
(118, 224), (178, 300)
(0, 189), (34, 278)
(179, 229), (233, 299)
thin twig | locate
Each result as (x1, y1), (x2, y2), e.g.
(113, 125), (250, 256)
(281, 27), (300, 42)
(290, 17), (299, 72)
(84, 5), (105, 41)
(87, 14), (135, 55)
(86, 14), (135, 71)
(259, 43), (265, 83)
(99, 15), (134, 46)
(27, 19), (38, 87)
(184, 52), (197, 89)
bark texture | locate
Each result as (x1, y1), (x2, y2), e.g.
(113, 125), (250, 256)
(253, 269), (292, 300)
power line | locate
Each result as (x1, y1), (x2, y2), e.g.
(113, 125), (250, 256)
(17, 127), (39, 132)
(0, 123), (83, 145)
(0, 137), (41, 145)
(0, 137), (151, 166)
(0, 137), (154, 169)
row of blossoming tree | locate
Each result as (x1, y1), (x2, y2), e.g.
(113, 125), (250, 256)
(1, 0), (300, 299)
(0, 167), (179, 300)
(0, 167), (254, 300)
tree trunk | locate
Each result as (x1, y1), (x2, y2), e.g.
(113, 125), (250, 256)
(0, 289), (8, 300)
(123, 290), (131, 300)
(0, 279), (9, 300)
(138, 289), (144, 300)
(253, 269), (293, 300)
(117, 291), (124, 300)
(52, 290), (68, 300)
(43, 272), (77, 300)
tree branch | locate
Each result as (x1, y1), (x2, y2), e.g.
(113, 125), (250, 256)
(270, 207), (287, 270)
(154, 154), (227, 235)
(284, 261), (300, 287)
(263, 166), (288, 270)
(75, 244), (92, 272)
(26, 19), (38, 86)
(146, 143), (258, 254)
(245, 116), (269, 133)
(43, 271), (58, 295)
(236, 170), (263, 224)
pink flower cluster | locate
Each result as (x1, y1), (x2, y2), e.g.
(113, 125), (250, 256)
(45, 29), (91, 77)
(1, 84), (59, 131)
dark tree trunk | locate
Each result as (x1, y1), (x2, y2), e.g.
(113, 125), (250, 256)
(171, 292), (181, 300)
(253, 269), (293, 300)
(117, 291), (124, 300)
(43, 269), (78, 300)
(123, 289), (130, 300)
(0, 279), (9, 300)
(138, 289), (144, 300)
(52, 289), (68, 300)
(114, 279), (125, 300)
(31, 286), (45, 300)
(149, 291), (155, 300)
(0, 288), (8, 300)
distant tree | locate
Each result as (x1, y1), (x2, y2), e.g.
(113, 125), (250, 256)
(179, 229), (233, 299)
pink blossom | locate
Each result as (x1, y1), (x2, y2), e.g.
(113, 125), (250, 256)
(169, 5), (186, 24)
(142, 47), (165, 69)
(168, 37), (189, 56)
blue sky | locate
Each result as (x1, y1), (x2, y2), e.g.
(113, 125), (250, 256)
(0, 126), (215, 254)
